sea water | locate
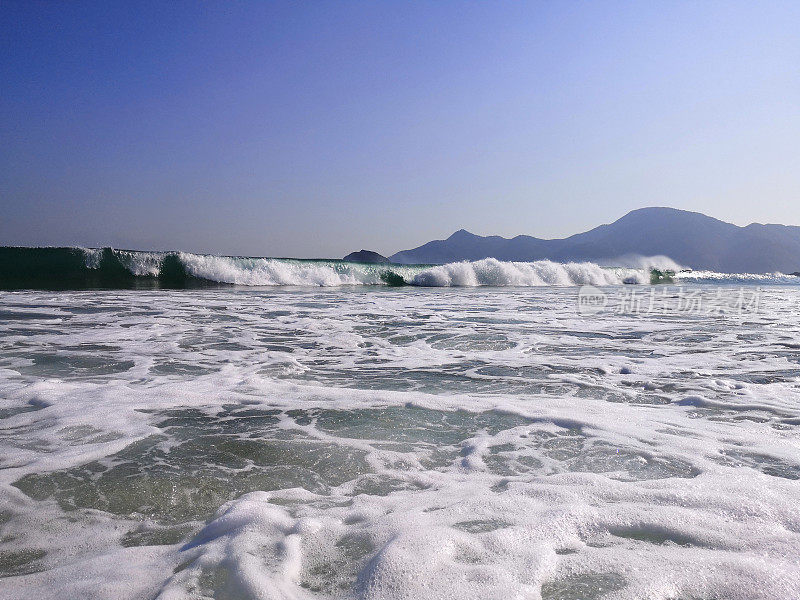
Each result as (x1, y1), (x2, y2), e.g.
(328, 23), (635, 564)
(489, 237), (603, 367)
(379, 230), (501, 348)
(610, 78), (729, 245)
(1, 276), (799, 599)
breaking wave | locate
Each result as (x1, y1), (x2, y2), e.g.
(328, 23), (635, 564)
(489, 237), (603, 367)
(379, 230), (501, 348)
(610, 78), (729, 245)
(0, 247), (797, 289)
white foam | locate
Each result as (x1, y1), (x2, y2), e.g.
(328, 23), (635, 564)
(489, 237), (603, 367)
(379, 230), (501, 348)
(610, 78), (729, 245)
(675, 269), (799, 285)
(411, 258), (646, 287)
(599, 254), (684, 271)
(76, 247), (800, 287)
(1, 287), (800, 599)
(176, 254), (649, 287)
(177, 253), (393, 286)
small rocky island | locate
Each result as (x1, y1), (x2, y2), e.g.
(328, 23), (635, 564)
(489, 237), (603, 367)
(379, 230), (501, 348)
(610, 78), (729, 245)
(343, 250), (391, 263)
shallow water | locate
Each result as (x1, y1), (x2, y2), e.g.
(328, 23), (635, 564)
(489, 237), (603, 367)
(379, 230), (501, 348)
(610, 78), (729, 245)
(0, 286), (799, 599)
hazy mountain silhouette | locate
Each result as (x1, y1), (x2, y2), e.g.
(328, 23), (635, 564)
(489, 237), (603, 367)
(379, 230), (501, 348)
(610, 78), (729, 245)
(390, 207), (800, 273)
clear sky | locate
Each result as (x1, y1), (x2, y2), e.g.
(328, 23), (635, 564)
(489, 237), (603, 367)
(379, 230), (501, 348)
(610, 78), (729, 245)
(2, 1), (799, 258)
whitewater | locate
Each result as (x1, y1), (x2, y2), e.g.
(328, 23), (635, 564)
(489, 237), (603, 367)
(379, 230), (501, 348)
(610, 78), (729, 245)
(2, 246), (799, 288)
(1, 255), (799, 599)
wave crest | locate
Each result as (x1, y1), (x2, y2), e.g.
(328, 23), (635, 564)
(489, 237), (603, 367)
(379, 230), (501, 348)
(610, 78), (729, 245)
(1, 247), (796, 289)
(411, 258), (646, 287)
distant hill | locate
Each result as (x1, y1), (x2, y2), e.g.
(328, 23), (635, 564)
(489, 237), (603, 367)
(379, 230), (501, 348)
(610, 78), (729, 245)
(343, 249), (390, 263)
(389, 207), (800, 273)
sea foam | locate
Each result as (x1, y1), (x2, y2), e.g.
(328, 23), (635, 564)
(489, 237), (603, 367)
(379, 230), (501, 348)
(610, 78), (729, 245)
(1, 287), (799, 599)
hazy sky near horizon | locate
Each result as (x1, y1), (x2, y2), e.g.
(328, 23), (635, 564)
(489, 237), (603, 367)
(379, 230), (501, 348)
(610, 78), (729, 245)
(2, 1), (799, 258)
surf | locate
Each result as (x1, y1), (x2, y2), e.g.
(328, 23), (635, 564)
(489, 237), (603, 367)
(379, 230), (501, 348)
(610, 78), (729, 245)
(1, 247), (797, 289)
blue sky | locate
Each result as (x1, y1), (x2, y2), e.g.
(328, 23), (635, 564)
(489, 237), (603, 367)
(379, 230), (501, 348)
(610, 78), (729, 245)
(2, 1), (799, 257)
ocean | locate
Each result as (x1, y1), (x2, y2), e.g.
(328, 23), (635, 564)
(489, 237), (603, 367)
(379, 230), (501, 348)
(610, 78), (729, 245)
(0, 249), (799, 599)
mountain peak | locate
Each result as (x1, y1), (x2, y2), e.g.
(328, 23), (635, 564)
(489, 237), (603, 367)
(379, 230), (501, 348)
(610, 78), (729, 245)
(638, 206), (735, 223)
(448, 229), (478, 240)
(619, 206), (713, 221)
(626, 206), (685, 215)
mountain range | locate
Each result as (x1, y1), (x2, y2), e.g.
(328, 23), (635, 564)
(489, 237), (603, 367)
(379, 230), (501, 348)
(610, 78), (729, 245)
(387, 207), (800, 273)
